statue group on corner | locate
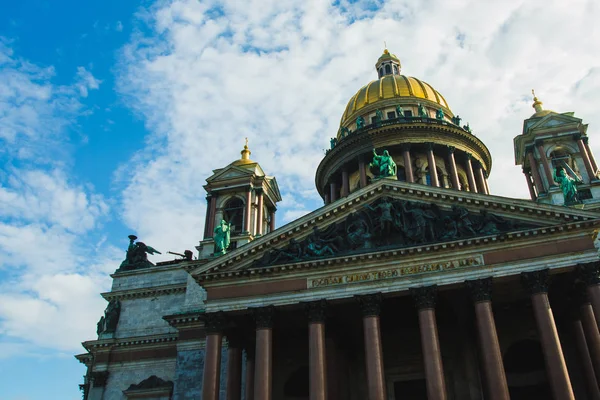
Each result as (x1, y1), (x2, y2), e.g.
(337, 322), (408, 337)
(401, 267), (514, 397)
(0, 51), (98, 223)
(252, 197), (534, 268)
(118, 235), (161, 271)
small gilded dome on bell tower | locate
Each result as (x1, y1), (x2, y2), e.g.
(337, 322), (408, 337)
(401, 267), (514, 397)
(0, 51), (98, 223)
(376, 48), (401, 78)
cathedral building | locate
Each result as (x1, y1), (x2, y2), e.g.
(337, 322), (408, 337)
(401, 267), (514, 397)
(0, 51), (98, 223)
(77, 50), (600, 400)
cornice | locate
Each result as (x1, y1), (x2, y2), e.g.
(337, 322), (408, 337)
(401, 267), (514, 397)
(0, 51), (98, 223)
(101, 284), (187, 301)
(189, 180), (600, 282)
(82, 333), (178, 352)
(163, 309), (207, 328)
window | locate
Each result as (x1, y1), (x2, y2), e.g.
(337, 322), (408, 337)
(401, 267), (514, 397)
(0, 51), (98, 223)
(379, 68), (383, 78)
(404, 110), (413, 117)
(223, 198), (244, 234)
(371, 116), (378, 124)
(385, 64), (392, 75)
(387, 111), (396, 119)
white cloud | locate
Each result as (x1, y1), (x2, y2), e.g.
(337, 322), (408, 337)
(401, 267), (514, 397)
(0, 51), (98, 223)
(116, 20), (124, 32)
(0, 42), (114, 355)
(75, 66), (101, 98)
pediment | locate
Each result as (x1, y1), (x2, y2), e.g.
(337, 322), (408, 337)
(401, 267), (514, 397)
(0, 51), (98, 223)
(206, 164), (256, 183)
(524, 113), (581, 134)
(190, 180), (600, 279)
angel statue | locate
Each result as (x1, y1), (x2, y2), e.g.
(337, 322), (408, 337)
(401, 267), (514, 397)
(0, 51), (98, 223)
(118, 235), (162, 271)
(214, 219), (232, 256)
(554, 166), (582, 205)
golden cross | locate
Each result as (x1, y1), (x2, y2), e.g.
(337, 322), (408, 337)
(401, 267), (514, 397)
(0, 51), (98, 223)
(532, 89), (536, 97)
(245, 137), (248, 147)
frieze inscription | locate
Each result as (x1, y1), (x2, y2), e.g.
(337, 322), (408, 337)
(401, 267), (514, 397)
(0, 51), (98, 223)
(307, 255), (484, 289)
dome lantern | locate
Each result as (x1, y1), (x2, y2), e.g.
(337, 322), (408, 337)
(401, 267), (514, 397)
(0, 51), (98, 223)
(376, 49), (401, 78)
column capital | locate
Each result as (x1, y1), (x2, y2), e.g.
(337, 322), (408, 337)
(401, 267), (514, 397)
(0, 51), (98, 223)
(226, 330), (243, 348)
(571, 282), (590, 307)
(411, 285), (437, 309)
(577, 262), (600, 285)
(426, 142), (435, 151)
(525, 145), (535, 154)
(401, 143), (412, 151)
(252, 305), (276, 329)
(204, 311), (228, 334)
(534, 139), (545, 147)
(305, 299), (327, 323)
(465, 277), (493, 303)
(521, 269), (550, 294)
(573, 132), (583, 141)
(523, 167), (531, 173)
(447, 145), (456, 154)
(483, 170), (489, 179)
(356, 293), (383, 317)
(466, 152), (473, 160)
(582, 136), (590, 145)
(255, 187), (264, 195)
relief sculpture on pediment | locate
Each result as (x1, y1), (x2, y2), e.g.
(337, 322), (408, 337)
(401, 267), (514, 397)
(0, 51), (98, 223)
(252, 197), (538, 268)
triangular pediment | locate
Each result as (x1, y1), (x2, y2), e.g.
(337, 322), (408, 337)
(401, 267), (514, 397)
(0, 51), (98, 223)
(206, 164), (257, 183)
(523, 112), (582, 135)
(190, 180), (600, 279)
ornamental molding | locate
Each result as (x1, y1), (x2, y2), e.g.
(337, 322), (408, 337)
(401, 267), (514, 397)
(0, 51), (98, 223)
(83, 333), (178, 351)
(101, 284), (186, 301)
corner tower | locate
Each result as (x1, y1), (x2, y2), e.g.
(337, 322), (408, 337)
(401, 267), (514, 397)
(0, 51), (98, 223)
(316, 49), (493, 204)
(514, 92), (600, 207)
(197, 141), (282, 258)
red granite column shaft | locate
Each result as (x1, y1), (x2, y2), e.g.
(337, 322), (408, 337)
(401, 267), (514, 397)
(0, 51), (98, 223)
(341, 169), (349, 197)
(202, 313), (226, 400)
(204, 195), (213, 239)
(536, 140), (556, 187)
(524, 168), (537, 200)
(527, 149), (545, 194)
(269, 210), (276, 232)
(253, 306), (275, 400)
(244, 348), (255, 400)
(244, 189), (252, 233)
(256, 191), (264, 235)
(521, 270), (575, 400)
(357, 294), (387, 400)
(576, 137), (596, 181)
(306, 300), (328, 400)
(330, 182), (338, 203)
(578, 262), (600, 330)
(359, 158), (368, 188)
(573, 319), (600, 400)
(447, 146), (460, 190)
(465, 154), (478, 193)
(226, 335), (242, 400)
(483, 172), (491, 194)
(466, 278), (509, 400)
(427, 143), (440, 187)
(581, 302), (600, 383)
(475, 164), (488, 194)
(584, 137), (599, 176)
(411, 286), (448, 400)
(402, 145), (414, 183)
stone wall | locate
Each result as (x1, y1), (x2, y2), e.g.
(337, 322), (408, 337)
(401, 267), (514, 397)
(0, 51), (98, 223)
(115, 293), (185, 338)
(102, 359), (176, 400)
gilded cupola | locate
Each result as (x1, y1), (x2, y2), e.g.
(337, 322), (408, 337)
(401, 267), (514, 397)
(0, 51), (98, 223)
(315, 49), (493, 204)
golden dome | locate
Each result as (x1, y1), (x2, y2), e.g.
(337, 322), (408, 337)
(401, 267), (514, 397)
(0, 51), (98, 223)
(340, 75), (451, 126)
(231, 138), (255, 167)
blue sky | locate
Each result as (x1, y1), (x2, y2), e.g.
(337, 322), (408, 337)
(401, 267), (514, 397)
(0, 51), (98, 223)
(2, 0), (600, 399)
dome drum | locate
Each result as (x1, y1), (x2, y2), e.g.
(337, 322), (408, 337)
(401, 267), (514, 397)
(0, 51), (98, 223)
(317, 125), (492, 201)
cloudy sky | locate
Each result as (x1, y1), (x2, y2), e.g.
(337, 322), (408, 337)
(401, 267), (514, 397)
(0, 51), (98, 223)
(1, 0), (600, 398)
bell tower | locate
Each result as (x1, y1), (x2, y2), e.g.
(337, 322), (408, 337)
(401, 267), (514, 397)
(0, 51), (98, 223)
(514, 91), (600, 207)
(197, 140), (282, 258)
